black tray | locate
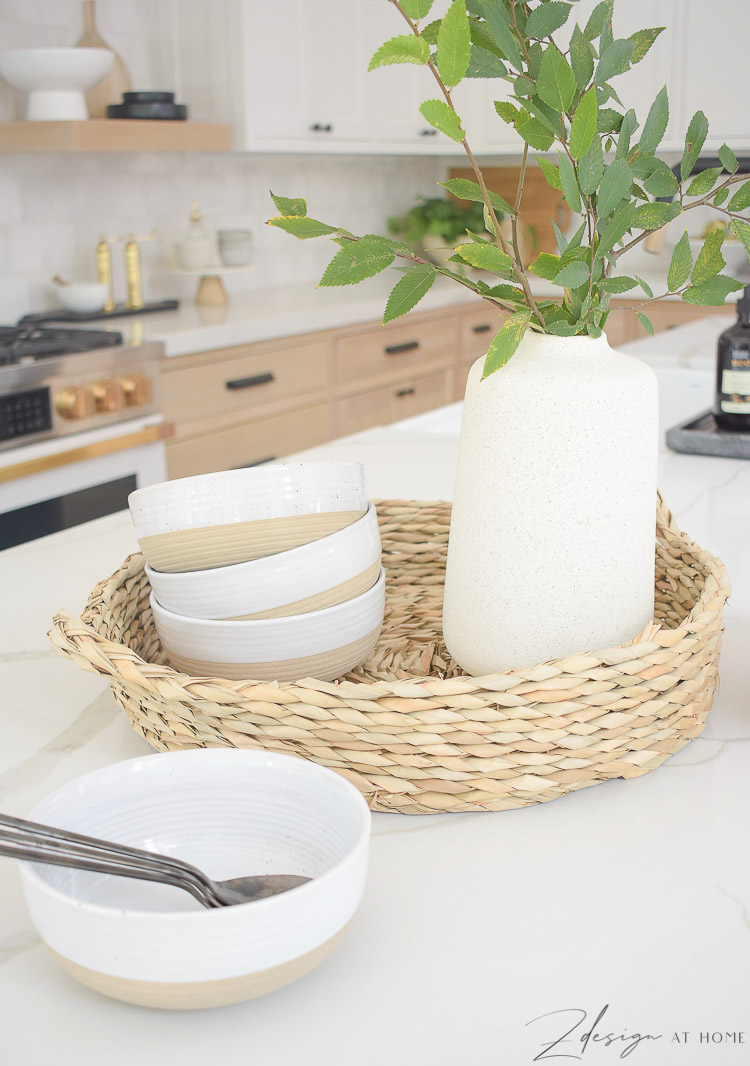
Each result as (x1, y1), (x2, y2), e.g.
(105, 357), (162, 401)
(666, 409), (750, 459)
(19, 299), (179, 324)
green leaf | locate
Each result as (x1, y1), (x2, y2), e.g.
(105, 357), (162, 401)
(631, 201), (681, 229)
(268, 215), (336, 239)
(628, 27), (665, 64)
(420, 19), (442, 45)
(570, 24), (594, 91)
(419, 99), (465, 142)
(638, 85), (669, 154)
(554, 260), (589, 288)
(536, 155), (563, 191)
(730, 218), (750, 265)
(719, 143), (739, 173)
(636, 275), (654, 298)
(596, 158), (632, 218)
(319, 238), (395, 287)
(578, 135), (604, 194)
(470, 19), (504, 58)
(270, 192), (306, 217)
(481, 312), (531, 377)
(477, 282), (526, 301)
(483, 0), (523, 70)
(642, 160), (679, 198)
(569, 87), (597, 160)
(557, 149), (581, 213)
(667, 231), (693, 291)
(595, 39), (634, 84)
(598, 276), (638, 293)
(514, 75), (536, 97)
(686, 167), (723, 197)
(537, 48), (576, 113)
(615, 109), (638, 160)
(525, 2), (572, 39)
(494, 100), (519, 126)
(529, 252), (561, 280)
(680, 110), (709, 181)
(583, 1), (609, 40)
(637, 312), (654, 336)
(400, 0), (433, 17)
(466, 45), (507, 78)
(516, 112), (555, 151)
(454, 241), (513, 274)
(692, 228), (726, 284)
(368, 35), (430, 71)
(597, 107), (622, 132)
(713, 186), (730, 206)
(439, 178), (514, 216)
(727, 179), (750, 212)
(383, 264), (437, 324)
(682, 276), (744, 306)
(437, 0), (471, 88)
(596, 201), (636, 255)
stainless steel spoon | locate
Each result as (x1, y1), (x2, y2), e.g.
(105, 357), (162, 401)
(0, 813), (310, 908)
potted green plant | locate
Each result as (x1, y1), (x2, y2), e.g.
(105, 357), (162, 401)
(387, 195), (491, 268)
(268, 0), (749, 676)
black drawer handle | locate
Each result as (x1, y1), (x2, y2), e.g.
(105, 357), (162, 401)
(234, 455), (277, 468)
(396, 387), (415, 397)
(472, 323), (491, 333)
(225, 372), (274, 390)
(385, 341), (419, 355)
(419, 128), (437, 136)
(311, 122), (333, 133)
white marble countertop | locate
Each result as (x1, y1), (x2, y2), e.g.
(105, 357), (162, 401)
(111, 248), (723, 358)
(1, 320), (749, 1063)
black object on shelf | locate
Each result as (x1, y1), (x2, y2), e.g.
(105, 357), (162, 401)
(106, 91), (188, 121)
(666, 410), (750, 459)
(19, 299), (179, 325)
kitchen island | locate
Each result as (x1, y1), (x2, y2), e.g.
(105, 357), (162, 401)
(0, 318), (748, 1064)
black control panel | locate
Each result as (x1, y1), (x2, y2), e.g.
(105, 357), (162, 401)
(0, 387), (52, 443)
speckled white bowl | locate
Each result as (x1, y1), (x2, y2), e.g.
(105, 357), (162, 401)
(150, 567), (386, 681)
(129, 463), (368, 573)
(19, 748), (371, 1010)
(145, 503), (382, 620)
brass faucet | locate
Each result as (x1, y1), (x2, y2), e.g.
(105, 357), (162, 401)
(121, 230), (156, 310)
(95, 234), (118, 311)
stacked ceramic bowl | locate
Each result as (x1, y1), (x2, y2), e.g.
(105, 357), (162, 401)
(128, 463), (384, 682)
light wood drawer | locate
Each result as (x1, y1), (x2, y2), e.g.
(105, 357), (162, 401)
(335, 370), (452, 437)
(459, 306), (507, 362)
(161, 339), (330, 424)
(166, 402), (333, 479)
(334, 316), (457, 389)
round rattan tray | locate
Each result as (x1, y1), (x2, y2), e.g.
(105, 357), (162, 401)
(49, 497), (730, 815)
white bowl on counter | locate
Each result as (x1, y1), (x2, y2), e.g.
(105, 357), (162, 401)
(19, 748), (371, 1010)
(145, 502), (382, 620)
(151, 567), (386, 681)
(0, 48), (113, 120)
(55, 282), (109, 314)
(129, 462), (368, 573)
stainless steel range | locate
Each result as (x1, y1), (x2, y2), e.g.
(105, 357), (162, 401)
(0, 326), (162, 451)
(0, 326), (169, 550)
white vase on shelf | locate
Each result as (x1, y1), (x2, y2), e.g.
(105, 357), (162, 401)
(442, 329), (659, 676)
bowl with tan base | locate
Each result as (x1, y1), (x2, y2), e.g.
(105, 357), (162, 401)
(19, 748), (371, 1010)
(150, 568), (386, 681)
(128, 462), (368, 574)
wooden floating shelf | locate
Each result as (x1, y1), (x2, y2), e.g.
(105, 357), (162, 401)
(0, 120), (232, 153)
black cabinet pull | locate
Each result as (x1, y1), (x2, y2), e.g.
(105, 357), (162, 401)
(385, 340), (419, 355)
(225, 372), (274, 390)
(396, 387), (415, 397)
(472, 323), (491, 333)
(310, 122), (333, 133)
(419, 128), (437, 136)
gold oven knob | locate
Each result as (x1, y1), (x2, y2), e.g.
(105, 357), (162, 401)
(120, 374), (152, 408)
(55, 386), (95, 420)
(91, 379), (125, 413)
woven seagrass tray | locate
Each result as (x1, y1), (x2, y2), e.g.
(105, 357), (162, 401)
(50, 497), (730, 815)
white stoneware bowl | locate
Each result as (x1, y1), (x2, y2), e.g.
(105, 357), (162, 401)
(19, 748), (371, 1010)
(150, 567), (385, 681)
(55, 282), (108, 314)
(145, 502), (381, 620)
(0, 48), (113, 120)
(129, 462), (368, 573)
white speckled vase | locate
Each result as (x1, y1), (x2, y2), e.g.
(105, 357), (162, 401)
(442, 330), (659, 675)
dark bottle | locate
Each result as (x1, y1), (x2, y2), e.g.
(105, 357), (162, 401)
(714, 286), (750, 432)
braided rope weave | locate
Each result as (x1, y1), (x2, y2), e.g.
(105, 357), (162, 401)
(49, 497), (730, 814)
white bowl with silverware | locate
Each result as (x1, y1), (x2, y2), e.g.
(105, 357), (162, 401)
(145, 502), (381, 620)
(13, 748), (371, 1010)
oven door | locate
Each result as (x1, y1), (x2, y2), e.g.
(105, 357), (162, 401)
(0, 417), (173, 550)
